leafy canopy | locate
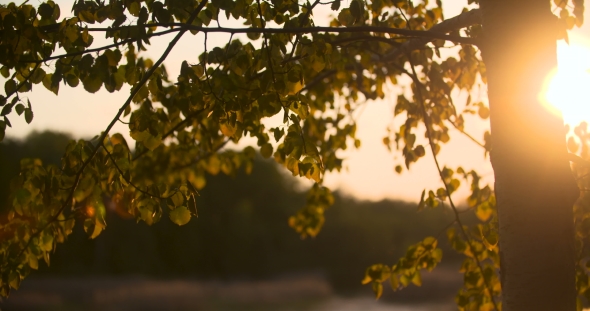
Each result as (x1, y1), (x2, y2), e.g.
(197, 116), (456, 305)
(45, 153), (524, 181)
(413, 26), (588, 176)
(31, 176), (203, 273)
(0, 0), (589, 309)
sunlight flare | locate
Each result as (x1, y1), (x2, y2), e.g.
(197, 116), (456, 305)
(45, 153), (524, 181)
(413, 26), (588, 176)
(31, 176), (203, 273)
(543, 33), (590, 126)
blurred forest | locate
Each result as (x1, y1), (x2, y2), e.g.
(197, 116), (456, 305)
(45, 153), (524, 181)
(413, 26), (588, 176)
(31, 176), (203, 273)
(0, 131), (464, 309)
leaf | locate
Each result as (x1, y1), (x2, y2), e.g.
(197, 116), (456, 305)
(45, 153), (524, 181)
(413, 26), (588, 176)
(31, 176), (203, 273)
(128, 2), (141, 16)
(273, 128), (285, 142)
(414, 145), (425, 157)
(350, 0), (362, 21)
(478, 103), (490, 119)
(38, 3), (53, 18)
(418, 189), (426, 210)
(482, 230), (499, 251)
(8, 272), (20, 290)
(1, 104), (12, 116)
(83, 74), (103, 93)
(143, 134), (162, 151)
(476, 202), (493, 222)
(338, 9), (354, 26)
(288, 66), (302, 83)
(169, 206), (191, 226)
(371, 282), (383, 299)
(170, 191), (184, 207)
(29, 68), (46, 84)
(390, 274), (399, 291)
(260, 143), (273, 158)
(311, 57), (326, 72)
(83, 217), (105, 239)
(331, 0), (341, 10)
(411, 271), (422, 286)
(14, 104), (24, 116)
(0, 66), (9, 78)
(24, 108), (33, 124)
(4, 80), (17, 95)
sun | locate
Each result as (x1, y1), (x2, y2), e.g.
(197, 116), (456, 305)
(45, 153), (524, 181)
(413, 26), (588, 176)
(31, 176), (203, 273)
(544, 32), (590, 126)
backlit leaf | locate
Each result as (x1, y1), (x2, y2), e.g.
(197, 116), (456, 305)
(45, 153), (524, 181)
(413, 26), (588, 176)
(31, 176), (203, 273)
(169, 206), (191, 226)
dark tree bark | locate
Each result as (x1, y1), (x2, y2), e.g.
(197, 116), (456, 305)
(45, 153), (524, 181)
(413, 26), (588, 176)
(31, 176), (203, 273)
(480, 0), (580, 309)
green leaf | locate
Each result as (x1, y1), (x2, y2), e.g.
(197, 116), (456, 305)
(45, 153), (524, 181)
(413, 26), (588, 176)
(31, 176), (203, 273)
(143, 134), (162, 151)
(390, 273), (399, 291)
(8, 272), (20, 290)
(338, 9), (354, 26)
(15, 104), (24, 116)
(1, 104), (12, 116)
(350, 0), (362, 21)
(4, 80), (17, 95)
(331, 0), (341, 10)
(273, 128), (285, 142)
(84, 218), (105, 239)
(371, 282), (383, 299)
(169, 206), (191, 226)
(0, 66), (9, 78)
(128, 2), (141, 16)
(414, 145), (425, 157)
(311, 57), (326, 72)
(29, 68), (46, 84)
(476, 202), (493, 221)
(83, 74), (103, 93)
(38, 3), (53, 19)
(288, 66), (302, 83)
(170, 191), (184, 207)
(260, 143), (273, 158)
(24, 108), (34, 124)
(411, 271), (422, 286)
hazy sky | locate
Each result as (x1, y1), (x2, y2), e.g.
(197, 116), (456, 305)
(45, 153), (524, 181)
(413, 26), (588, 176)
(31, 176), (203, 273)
(3, 1), (590, 203)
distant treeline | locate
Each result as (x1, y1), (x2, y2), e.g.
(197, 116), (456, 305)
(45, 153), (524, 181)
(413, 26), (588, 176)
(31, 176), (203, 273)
(0, 131), (461, 292)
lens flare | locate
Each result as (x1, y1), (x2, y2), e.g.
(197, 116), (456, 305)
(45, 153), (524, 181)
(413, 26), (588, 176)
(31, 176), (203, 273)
(543, 34), (590, 126)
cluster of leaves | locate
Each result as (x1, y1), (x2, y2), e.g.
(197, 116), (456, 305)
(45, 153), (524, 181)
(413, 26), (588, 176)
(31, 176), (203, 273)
(361, 236), (443, 299)
(367, 163), (501, 309)
(569, 122), (590, 308)
(0, 0), (588, 309)
(554, 0), (585, 43)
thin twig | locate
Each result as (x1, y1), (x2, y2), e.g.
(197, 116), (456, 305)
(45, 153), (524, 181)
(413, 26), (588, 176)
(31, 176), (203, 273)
(24, 29), (177, 64)
(102, 144), (172, 199)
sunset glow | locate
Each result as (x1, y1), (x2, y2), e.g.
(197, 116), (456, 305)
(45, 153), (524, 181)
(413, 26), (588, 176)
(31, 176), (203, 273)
(544, 34), (590, 126)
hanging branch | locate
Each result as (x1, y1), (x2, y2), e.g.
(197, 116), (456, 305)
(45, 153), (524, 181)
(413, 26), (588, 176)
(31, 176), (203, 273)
(406, 52), (500, 311)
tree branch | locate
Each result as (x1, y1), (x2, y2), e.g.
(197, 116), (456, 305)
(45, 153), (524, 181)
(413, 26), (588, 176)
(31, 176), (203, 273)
(384, 9), (481, 62)
(69, 24), (476, 44)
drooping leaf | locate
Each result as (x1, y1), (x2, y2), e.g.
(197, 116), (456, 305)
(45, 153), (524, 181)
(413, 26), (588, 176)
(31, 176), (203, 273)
(169, 206), (191, 226)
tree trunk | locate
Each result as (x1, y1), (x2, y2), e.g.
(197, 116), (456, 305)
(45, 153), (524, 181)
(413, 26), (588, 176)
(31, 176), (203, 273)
(479, 0), (580, 310)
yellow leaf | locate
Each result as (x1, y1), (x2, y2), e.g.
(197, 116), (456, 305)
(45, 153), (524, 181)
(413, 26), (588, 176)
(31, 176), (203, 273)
(170, 206), (191, 226)
(372, 282), (383, 299)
